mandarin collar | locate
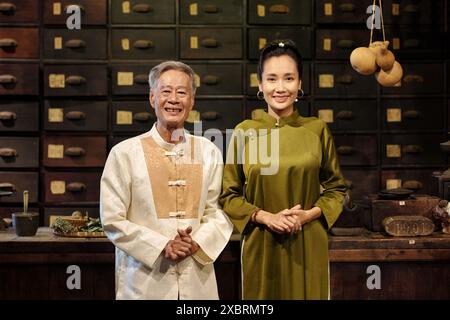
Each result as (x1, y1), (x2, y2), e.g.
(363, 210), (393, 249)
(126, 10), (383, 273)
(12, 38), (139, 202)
(260, 109), (300, 128)
(149, 124), (190, 151)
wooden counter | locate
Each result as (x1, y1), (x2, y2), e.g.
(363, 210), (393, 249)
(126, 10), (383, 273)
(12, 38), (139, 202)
(1, 228), (449, 300)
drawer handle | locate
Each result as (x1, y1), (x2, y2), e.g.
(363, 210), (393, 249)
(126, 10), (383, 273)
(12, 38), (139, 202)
(204, 4), (219, 13)
(65, 39), (86, 49)
(201, 38), (219, 48)
(66, 182), (86, 192)
(134, 112), (153, 122)
(0, 3), (15, 13)
(65, 111), (86, 120)
(0, 38), (17, 48)
(134, 74), (148, 84)
(65, 76), (86, 85)
(404, 4), (419, 13)
(337, 74), (353, 84)
(402, 110), (420, 119)
(269, 4), (290, 14)
(337, 145), (355, 155)
(402, 144), (423, 154)
(132, 3), (153, 13)
(339, 3), (355, 12)
(0, 147), (17, 157)
(203, 75), (219, 85)
(0, 182), (15, 197)
(0, 111), (16, 120)
(201, 111), (221, 121)
(403, 74), (423, 83)
(336, 110), (354, 120)
(64, 147), (86, 157)
(133, 40), (154, 49)
(402, 180), (423, 190)
(336, 39), (354, 49)
(403, 39), (420, 48)
(0, 75), (17, 84)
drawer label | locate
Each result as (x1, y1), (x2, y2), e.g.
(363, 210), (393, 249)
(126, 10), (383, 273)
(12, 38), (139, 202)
(53, 2), (62, 15)
(49, 74), (65, 88)
(190, 36), (198, 49)
(250, 73), (258, 88)
(259, 38), (267, 50)
(257, 4), (266, 17)
(117, 72), (134, 86)
(122, 1), (131, 14)
(54, 37), (63, 50)
(186, 110), (200, 123)
(48, 144), (64, 159)
(318, 109), (334, 123)
(393, 37), (400, 50)
(387, 108), (402, 122)
(319, 74), (334, 88)
(392, 3), (400, 16)
(117, 110), (133, 125)
(386, 179), (402, 190)
(121, 38), (130, 51)
(324, 3), (333, 16)
(51, 180), (66, 195)
(194, 74), (201, 88)
(323, 38), (332, 51)
(189, 3), (198, 16)
(386, 144), (401, 158)
(48, 108), (64, 123)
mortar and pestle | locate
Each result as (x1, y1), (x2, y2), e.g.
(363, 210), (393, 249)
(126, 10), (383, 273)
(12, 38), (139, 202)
(12, 191), (39, 236)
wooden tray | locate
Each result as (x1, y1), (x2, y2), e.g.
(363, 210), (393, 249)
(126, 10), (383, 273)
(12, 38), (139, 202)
(53, 230), (106, 238)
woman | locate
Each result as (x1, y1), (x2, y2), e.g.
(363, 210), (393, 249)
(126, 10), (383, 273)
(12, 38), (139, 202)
(219, 40), (347, 299)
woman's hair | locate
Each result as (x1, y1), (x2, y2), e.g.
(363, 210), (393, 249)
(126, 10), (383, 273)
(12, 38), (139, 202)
(148, 60), (196, 93)
(257, 39), (303, 81)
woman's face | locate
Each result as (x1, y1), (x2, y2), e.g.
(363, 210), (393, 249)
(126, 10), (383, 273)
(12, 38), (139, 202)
(259, 55), (302, 116)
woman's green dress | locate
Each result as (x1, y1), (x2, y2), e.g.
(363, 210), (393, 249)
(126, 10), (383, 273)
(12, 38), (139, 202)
(219, 109), (347, 299)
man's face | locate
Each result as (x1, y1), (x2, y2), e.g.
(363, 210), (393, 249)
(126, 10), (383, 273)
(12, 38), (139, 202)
(150, 69), (194, 130)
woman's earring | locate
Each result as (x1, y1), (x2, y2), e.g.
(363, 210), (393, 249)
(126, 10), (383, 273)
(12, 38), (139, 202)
(295, 88), (304, 102)
(257, 90), (264, 100)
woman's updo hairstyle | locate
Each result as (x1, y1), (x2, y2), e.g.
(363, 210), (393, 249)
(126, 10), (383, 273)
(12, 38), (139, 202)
(257, 39), (303, 82)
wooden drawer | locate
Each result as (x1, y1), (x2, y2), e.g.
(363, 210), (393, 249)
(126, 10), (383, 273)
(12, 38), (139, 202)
(43, 206), (100, 226)
(43, 136), (107, 168)
(248, 28), (312, 60)
(381, 133), (446, 166)
(0, 28), (39, 59)
(0, 206), (39, 220)
(44, 65), (108, 97)
(190, 63), (242, 95)
(315, 63), (377, 97)
(111, 29), (176, 60)
(246, 62), (310, 95)
(43, 0), (107, 25)
(316, 29), (366, 60)
(44, 172), (101, 203)
(248, 0), (311, 25)
(44, 100), (108, 132)
(0, 63), (39, 96)
(0, 102), (39, 132)
(341, 168), (379, 201)
(381, 63), (444, 95)
(0, 0), (38, 24)
(383, 0), (445, 25)
(0, 137), (39, 168)
(381, 169), (440, 195)
(312, 100), (378, 132)
(245, 99), (309, 119)
(184, 99), (243, 132)
(43, 29), (107, 60)
(0, 172), (38, 203)
(111, 64), (154, 96)
(111, 0), (175, 24)
(316, 1), (369, 24)
(180, 0), (243, 24)
(109, 135), (134, 150)
(180, 28), (242, 59)
(112, 101), (155, 133)
(381, 99), (444, 131)
(334, 134), (378, 166)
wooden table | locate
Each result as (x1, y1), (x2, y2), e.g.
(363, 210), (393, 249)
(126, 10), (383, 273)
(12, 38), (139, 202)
(1, 228), (449, 299)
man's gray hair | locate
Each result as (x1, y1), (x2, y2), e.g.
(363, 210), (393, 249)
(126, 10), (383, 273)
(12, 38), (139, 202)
(148, 60), (196, 93)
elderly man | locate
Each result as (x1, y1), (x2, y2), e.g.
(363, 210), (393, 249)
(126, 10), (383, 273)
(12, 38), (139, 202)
(100, 61), (233, 300)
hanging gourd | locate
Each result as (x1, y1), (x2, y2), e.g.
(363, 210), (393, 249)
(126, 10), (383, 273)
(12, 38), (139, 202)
(349, 0), (403, 87)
